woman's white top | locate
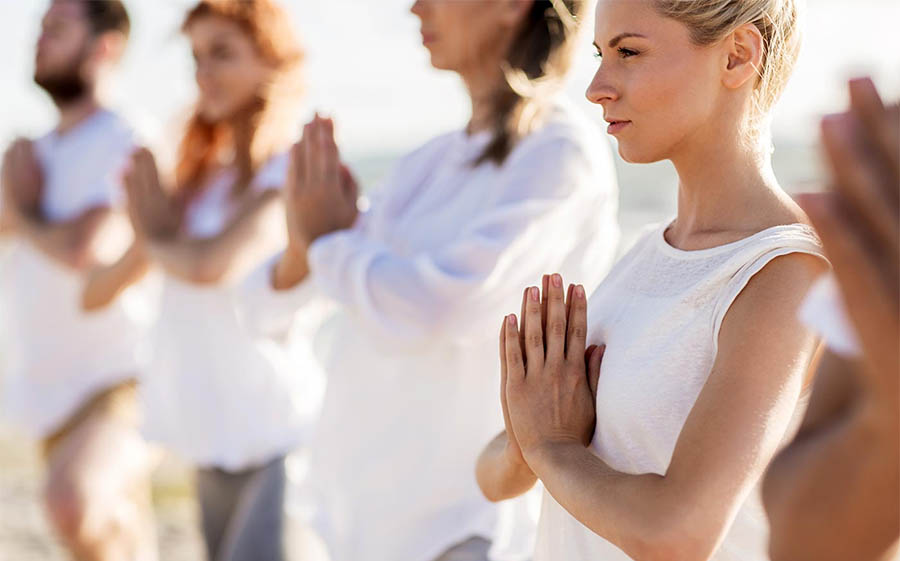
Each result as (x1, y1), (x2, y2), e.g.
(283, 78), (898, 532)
(0, 110), (152, 438)
(798, 273), (861, 358)
(140, 154), (326, 471)
(241, 100), (620, 561)
(534, 222), (825, 561)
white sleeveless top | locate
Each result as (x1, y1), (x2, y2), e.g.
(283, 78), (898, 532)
(534, 222), (825, 561)
(141, 154), (325, 471)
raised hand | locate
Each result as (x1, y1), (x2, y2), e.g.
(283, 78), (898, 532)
(503, 273), (604, 462)
(122, 148), (179, 241)
(798, 78), (900, 412)
(284, 114), (359, 256)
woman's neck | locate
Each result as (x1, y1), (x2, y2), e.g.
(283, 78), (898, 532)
(668, 126), (792, 244)
(463, 66), (506, 136)
(228, 106), (261, 180)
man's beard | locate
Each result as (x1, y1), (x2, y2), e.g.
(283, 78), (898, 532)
(33, 47), (89, 105)
(34, 68), (87, 105)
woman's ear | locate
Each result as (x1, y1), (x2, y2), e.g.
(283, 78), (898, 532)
(722, 22), (764, 90)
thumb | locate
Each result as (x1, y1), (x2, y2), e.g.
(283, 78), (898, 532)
(586, 344), (605, 400)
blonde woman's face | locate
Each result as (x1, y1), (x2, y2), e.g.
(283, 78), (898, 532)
(187, 16), (273, 123)
(410, 0), (523, 74)
(586, 0), (724, 163)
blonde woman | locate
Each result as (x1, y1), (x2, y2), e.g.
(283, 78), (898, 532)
(478, 0), (830, 559)
(83, 2), (319, 560)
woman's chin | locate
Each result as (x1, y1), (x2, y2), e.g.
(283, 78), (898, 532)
(197, 101), (238, 124)
(617, 142), (663, 165)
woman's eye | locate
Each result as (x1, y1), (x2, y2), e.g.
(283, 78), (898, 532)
(593, 50), (602, 60)
(618, 47), (639, 58)
(210, 45), (234, 61)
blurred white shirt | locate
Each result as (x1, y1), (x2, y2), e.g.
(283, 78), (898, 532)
(0, 109), (152, 438)
(798, 273), (861, 358)
(239, 99), (620, 561)
(139, 154), (327, 471)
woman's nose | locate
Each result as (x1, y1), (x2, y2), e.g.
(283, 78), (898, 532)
(585, 68), (618, 106)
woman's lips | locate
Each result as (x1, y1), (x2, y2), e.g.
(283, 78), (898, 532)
(421, 32), (436, 45)
(606, 120), (631, 135)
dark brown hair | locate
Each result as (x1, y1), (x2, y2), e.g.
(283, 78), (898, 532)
(176, 0), (304, 192)
(477, 0), (586, 166)
(79, 0), (131, 39)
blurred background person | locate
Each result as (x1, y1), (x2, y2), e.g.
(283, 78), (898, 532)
(0, 1), (159, 560)
(239, 1), (619, 560)
(83, 1), (320, 560)
(763, 78), (899, 561)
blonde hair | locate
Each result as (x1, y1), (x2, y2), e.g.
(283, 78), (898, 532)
(176, 0), (304, 193)
(652, 0), (802, 129)
(476, 0), (587, 166)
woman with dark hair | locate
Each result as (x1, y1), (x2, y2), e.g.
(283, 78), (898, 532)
(239, 1), (619, 559)
(83, 2), (320, 560)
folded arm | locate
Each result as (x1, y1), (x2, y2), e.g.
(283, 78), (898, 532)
(148, 189), (285, 285)
(524, 254), (825, 561)
(17, 205), (116, 270)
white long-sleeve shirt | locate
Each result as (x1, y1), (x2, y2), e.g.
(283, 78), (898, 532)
(239, 100), (620, 561)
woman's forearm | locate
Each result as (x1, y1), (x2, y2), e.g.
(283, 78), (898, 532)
(146, 192), (284, 285)
(525, 440), (714, 561)
(81, 243), (150, 311)
(476, 431), (537, 502)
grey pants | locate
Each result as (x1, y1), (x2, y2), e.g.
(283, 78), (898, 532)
(433, 537), (492, 561)
(196, 457), (294, 561)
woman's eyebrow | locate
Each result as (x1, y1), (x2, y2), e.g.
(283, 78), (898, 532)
(608, 32), (647, 48)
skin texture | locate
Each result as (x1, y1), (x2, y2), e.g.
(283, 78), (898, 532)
(476, 1), (827, 559)
(272, 0), (533, 291)
(762, 78), (900, 561)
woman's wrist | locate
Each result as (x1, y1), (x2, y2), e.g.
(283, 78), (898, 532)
(522, 437), (586, 478)
(503, 441), (536, 479)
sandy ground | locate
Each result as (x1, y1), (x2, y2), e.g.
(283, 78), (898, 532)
(0, 422), (205, 561)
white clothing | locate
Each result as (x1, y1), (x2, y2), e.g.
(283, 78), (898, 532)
(0, 109), (151, 438)
(241, 100), (620, 561)
(140, 154), (325, 471)
(799, 273), (861, 358)
(535, 222), (825, 561)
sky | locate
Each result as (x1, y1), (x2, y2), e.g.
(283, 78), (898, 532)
(0, 0), (898, 160)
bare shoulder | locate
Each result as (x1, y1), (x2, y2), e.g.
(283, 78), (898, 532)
(719, 252), (827, 358)
(734, 252), (827, 318)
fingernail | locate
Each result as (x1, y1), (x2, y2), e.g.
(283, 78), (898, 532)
(508, 314), (517, 327)
(552, 274), (562, 287)
(530, 286), (539, 302)
(575, 285), (585, 299)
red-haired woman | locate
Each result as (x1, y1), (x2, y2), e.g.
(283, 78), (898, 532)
(83, 2), (319, 560)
